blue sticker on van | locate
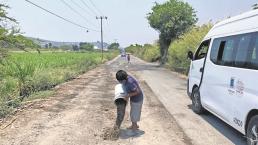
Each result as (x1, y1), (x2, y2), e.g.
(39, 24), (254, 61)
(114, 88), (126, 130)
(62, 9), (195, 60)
(230, 77), (235, 88)
(228, 77), (236, 95)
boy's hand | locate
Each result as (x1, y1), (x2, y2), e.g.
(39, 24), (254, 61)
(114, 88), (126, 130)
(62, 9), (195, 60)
(124, 94), (130, 101)
(123, 97), (128, 101)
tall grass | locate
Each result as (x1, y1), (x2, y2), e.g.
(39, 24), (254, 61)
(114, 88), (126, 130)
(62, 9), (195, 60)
(0, 51), (117, 118)
(168, 24), (212, 73)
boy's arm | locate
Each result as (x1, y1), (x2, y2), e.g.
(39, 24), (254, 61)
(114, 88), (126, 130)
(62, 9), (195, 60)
(126, 87), (140, 99)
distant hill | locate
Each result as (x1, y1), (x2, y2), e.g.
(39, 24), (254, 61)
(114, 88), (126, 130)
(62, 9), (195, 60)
(27, 37), (109, 50)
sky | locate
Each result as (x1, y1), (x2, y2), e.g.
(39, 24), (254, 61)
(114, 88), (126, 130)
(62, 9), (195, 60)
(4, 0), (258, 47)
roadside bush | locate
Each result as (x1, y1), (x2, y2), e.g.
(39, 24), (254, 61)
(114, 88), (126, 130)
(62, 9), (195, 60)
(168, 24), (212, 74)
(125, 24), (212, 74)
(126, 44), (160, 62)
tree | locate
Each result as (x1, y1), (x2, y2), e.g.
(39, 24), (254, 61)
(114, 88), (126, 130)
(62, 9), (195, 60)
(0, 4), (16, 59)
(0, 4), (16, 24)
(48, 42), (52, 48)
(45, 43), (49, 49)
(253, 4), (258, 10)
(108, 42), (119, 50)
(0, 4), (39, 57)
(11, 34), (40, 50)
(72, 45), (79, 51)
(147, 0), (197, 65)
(79, 42), (94, 51)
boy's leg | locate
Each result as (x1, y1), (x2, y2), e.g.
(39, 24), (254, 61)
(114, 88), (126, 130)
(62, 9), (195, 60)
(132, 122), (138, 130)
(129, 101), (143, 130)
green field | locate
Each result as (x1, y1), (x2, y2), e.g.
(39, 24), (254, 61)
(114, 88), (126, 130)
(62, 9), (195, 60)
(0, 51), (117, 118)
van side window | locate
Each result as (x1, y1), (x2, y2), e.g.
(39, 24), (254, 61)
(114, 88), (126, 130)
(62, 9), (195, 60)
(210, 37), (236, 66)
(220, 39), (235, 66)
(234, 34), (252, 68)
(210, 32), (258, 70)
(217, 41), (226, 63)
(194, 40), (210, 60)
(247, 35), (258, 69)
(210, 39), (221, 63)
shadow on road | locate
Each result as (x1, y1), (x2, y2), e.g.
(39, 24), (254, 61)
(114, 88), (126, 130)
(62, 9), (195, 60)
(187, 104), (247, 145)
(119, 129), (145, 139)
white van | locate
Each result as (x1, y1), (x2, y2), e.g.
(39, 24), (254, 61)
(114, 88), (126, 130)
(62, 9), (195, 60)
(187, 9), (258, 145)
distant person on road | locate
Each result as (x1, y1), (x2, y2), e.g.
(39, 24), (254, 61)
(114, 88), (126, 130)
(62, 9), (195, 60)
(116, 70), (144, 131)
(127, 54), (131, 63)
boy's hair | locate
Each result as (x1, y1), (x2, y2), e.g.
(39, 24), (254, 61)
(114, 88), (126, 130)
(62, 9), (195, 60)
(116, 70), (128, 81)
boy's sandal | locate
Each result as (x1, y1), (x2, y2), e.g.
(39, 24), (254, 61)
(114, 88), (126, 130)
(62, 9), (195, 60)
(127, 125), (139, 129)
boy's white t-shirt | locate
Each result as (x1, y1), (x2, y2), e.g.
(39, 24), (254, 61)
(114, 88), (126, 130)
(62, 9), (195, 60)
(114, 84), (127, 101)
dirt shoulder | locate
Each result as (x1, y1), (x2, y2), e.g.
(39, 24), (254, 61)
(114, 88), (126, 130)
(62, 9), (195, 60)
(0, 58), (188, 145)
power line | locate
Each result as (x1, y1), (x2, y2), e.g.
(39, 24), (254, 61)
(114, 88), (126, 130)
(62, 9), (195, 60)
(105, 19), (111, 32)
(69, 0), (95, 18)
(80, 0), (99, 16)
(88, 0), (103, 15)
(24, 0), (98, 32)
(60, 0), (97, 27)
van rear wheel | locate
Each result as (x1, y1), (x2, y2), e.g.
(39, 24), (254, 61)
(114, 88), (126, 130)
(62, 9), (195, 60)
(191, 87), (205, 114)
(247, 115), (258, 145)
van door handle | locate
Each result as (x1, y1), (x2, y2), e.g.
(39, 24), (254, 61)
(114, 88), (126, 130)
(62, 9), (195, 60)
(200, 67), (204, 72)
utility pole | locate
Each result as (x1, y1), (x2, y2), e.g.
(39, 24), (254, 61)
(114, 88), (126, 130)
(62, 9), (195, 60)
(96, 16), (107, 60)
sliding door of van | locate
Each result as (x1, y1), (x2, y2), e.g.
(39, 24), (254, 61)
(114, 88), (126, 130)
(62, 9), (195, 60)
(201, 36), (238, 123)
(188, 40), (210, 91)
(228, 33), (254, 131)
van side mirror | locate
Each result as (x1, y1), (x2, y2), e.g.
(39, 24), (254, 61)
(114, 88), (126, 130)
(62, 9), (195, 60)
(187, 51), (194, 60)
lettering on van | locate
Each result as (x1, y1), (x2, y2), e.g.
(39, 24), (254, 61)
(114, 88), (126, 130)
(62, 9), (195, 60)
(233, 117), (243, 127)
(236, 80), (244, 96)
(228, 77), (244, 97)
